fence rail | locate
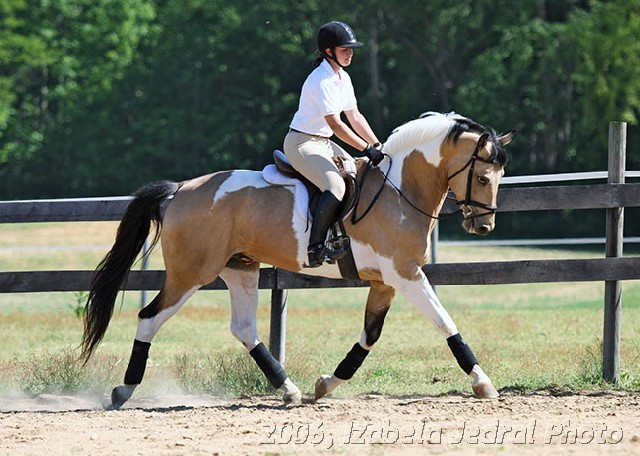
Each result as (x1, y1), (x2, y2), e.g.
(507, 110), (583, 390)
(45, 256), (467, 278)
(2, 181), (638, 292)
(1, 256), (639, 293)
(1, 122), (639, 383)
(2, 182), (639, 223)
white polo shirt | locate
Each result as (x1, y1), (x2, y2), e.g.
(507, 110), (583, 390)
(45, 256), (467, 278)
(289, 59), (358, 138)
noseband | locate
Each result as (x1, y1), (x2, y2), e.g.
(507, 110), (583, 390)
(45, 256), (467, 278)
(446, 136), (498, 220)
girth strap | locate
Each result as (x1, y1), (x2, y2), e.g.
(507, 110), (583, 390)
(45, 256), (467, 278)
(335, 220), (360, 280)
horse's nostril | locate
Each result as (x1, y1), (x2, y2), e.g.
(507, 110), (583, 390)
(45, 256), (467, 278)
(477, 224), (491, 235)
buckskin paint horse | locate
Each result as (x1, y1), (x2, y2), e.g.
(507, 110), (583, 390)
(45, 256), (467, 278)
(81, 112), (513, 409)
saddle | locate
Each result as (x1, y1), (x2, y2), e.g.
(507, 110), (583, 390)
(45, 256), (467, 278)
(272, 150), (360, 278)
(272, 150), (358, 219)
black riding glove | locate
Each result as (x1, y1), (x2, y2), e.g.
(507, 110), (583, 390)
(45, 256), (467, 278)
(363, 143), (384, 166)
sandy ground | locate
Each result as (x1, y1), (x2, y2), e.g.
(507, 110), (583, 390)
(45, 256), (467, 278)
(1, 390), (639, 455)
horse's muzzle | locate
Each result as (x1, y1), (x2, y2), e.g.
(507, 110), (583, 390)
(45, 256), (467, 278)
(462, 218), (494, 236)
(461, 206), (495, 236)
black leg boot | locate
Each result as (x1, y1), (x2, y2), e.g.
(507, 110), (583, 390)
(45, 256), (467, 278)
(307, 191), (341, 268)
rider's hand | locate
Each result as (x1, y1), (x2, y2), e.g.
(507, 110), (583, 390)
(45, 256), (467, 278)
(363, 143), (384, 166)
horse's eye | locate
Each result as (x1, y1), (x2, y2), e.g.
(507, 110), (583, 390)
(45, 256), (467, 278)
(477, 175), (489, 186)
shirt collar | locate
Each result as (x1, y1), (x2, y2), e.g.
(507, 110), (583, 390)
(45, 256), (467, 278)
(319, 58), (341, 78)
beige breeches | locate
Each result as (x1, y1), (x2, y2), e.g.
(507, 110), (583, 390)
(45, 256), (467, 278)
(283, 131), (351, 200)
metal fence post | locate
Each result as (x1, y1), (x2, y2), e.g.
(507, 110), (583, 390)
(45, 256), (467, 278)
(269, 268), (287, 364)
(603, 121), (626, 384)
(140, 237), (151, 309)
(430, 221), (439, 294)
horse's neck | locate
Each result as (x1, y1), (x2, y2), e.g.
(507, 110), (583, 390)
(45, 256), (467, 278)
(394, 151), (449, 220)
(381, 126), (450, 215)
(384, 125), (448, 196)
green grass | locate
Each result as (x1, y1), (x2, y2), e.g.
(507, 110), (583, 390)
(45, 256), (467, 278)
(1, 349), (121, 396)
(1, 222), (639, 398)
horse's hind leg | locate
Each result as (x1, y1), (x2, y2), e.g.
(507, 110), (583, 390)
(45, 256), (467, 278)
(315, 281), (395, 400)
(110, 280), (200, 409)
(219, 265), (302, 404)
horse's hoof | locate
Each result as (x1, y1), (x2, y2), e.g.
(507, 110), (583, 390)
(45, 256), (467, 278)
(110, 385), (132, 410)
(278, 378), (302, 405)
(472, 381), (500, 399)
(314, 375), (332, 401)
(283, 389), (303, 405)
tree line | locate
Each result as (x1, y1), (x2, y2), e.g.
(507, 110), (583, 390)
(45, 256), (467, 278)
(1, 0), (638, 237)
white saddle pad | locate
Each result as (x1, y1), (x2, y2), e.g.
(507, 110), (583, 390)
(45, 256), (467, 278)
(261, 164), (310, 220)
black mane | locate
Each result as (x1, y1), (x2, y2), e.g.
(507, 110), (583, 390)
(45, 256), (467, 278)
(420, 112), (508, 167)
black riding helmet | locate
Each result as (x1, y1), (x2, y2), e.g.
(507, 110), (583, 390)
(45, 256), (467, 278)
(317, 21), (363, 66)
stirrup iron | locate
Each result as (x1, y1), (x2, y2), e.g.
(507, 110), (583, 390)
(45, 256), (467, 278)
(325, 235), (349, 264)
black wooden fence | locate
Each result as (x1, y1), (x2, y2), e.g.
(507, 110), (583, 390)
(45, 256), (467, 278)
(1, 123), (639, 383)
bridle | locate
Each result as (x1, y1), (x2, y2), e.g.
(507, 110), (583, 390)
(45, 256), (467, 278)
(446, 133), (499, 220)
(351, 133), (499, 224)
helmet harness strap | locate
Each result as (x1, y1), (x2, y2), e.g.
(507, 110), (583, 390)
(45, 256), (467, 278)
(321, 48), (346, 69)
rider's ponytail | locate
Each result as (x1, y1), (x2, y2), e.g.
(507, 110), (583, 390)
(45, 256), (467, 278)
(312, 53), (324, 68)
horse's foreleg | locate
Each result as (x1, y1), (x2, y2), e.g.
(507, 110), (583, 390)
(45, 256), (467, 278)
(394, 270), (498, 399)
(315, 281), (395, 400)
(110, 283), (199, 410)
(220, 266), (302, 404)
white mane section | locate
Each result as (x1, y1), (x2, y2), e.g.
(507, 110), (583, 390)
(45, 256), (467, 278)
(384, 112), (458, 162)
(382, 112), (460, 185)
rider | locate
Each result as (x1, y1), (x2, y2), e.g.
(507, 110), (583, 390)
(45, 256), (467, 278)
(284, 21), (384, 268)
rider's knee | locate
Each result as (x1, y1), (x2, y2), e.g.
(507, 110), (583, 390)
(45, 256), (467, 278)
(326, 174), (346, 201)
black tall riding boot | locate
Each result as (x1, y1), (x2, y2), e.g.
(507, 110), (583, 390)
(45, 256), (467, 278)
(307, 191), (341, 268)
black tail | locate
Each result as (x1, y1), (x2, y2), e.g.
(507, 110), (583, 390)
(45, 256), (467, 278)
(81, 180), (180, 362)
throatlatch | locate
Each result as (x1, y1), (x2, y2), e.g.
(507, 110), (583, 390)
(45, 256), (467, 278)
(249, 342), (287, 389)
(123, 339), (151, 385)
(446, 333), (478, 375)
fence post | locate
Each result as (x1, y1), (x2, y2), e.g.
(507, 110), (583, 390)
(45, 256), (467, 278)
(603, 122), (626, 383)
(430, 222), (439, 294)
(140, 237), (151, 309)
(269, 268), (287, 364)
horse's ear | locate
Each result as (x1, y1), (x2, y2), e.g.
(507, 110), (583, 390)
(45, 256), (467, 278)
(476, 133), (490, 159)
(498, 130), (515, 146)
(477, 132), (489, 148)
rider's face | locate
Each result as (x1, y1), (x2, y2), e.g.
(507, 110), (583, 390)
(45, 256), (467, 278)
(333, 46), (353, 67)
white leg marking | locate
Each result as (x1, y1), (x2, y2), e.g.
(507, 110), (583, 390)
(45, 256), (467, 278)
(222, 268), (304, 404)
(220, 268), (261, 349)
(470, 364), (500, 398)
(314, 374), (346, 400)
(135, 286), (199, 343)
(278, 378), (303, 404)
(316, 336), (369, 401)
(379, 258), (457, 337)
(358, 330), (373, 350)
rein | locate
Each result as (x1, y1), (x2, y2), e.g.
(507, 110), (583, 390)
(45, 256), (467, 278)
(351, 155), (450, 224)
(351, 136), (497, 224)
(351, 158), (393, 224)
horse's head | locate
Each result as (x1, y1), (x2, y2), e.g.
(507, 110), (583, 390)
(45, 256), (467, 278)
(382, 112), (513, 235)
(444, 123), (514, 236)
